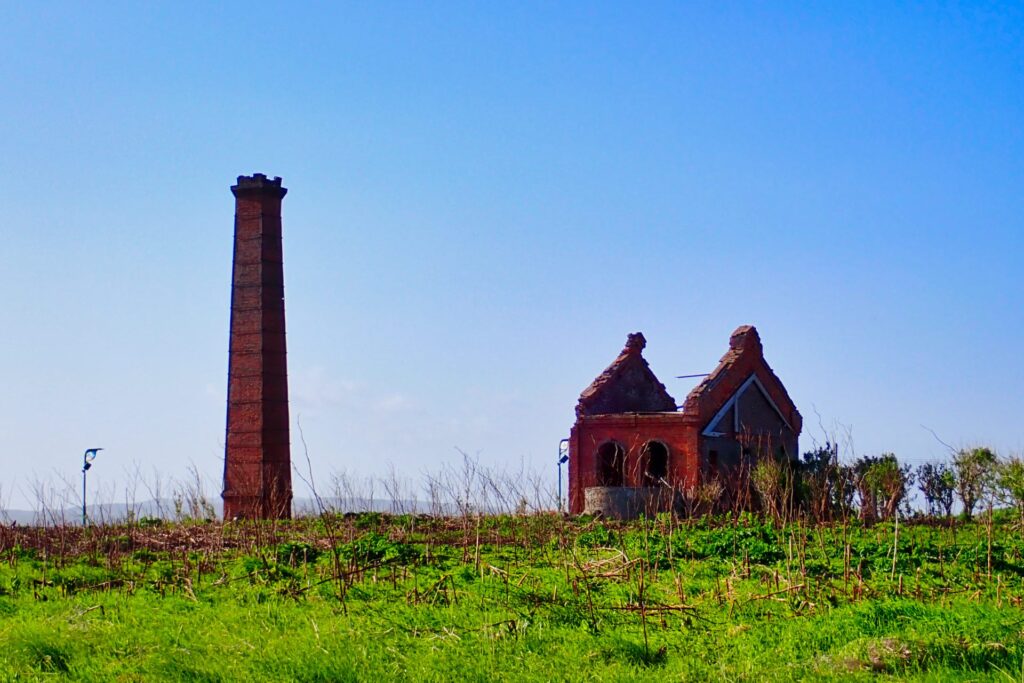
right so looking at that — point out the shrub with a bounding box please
[337,532,417,565]
[277,542,322,566]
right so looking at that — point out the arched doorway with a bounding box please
[643,441,669,484]
[596,441,625,487]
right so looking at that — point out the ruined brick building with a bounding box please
[567,326,801,516]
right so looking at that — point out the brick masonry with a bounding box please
[568,326,801,516]
[222,174,292,519]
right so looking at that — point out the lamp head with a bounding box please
[83,448,103,470]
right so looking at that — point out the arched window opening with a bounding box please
[596,442,625,487]
[643,441,669,483]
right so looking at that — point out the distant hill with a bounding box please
[1,496,453,526]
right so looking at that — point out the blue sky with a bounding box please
[1,3,1022,508]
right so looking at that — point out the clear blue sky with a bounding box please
[1,3,1022,509]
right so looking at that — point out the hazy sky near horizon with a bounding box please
[1,3,1022,509]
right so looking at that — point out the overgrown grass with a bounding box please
[1,514,1022,680]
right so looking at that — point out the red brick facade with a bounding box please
[222,174,293,519]
[568,326,801,515]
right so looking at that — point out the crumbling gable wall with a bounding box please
[683,326,802,438]
[575,333,677,417]
[685,326,801,494]
[569,333,693,515]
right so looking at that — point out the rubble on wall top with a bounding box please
[232,173,287,197]
[685,325,763,406]
[624,332,647,353]
[729,325,762,353]
[236,173,283,185]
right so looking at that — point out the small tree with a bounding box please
[953,447,998,520]
[916,461,956,518]
[854,454,911,522]
[797,444,854,522]
[870,454,912,520]
[835,463,857,521]
[996,456,1024,524]
[853,456,879,523]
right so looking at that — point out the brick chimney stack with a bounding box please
[222,173,292,519]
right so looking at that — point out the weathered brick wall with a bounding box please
[568,413,700,514]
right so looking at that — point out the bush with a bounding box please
[277,542,322,566]
[337,532,418,565]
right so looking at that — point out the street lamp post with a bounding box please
[557,439,569,513]
[82,448,103,526]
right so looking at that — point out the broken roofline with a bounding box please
[575,331,677,417]
[574,325,802,433]
[682,325,802,433]
[576,373,795,431]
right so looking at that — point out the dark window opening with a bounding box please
[643,441,669,483]
[708,450,719,477]
[596,442,625,487]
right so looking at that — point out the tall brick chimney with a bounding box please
[222,173,292,519]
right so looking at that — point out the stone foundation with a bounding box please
[582,486,674,520]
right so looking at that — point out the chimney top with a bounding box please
[232,173,287,198]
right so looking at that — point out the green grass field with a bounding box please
[1,513,1023,681]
